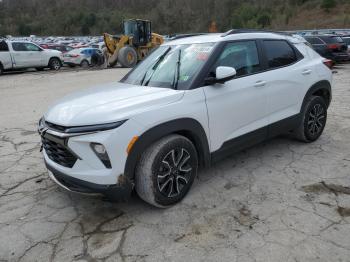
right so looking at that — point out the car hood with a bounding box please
[44,82,184,126]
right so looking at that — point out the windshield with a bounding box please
[120,43,215,89]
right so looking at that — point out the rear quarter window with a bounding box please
[263,40,299,69]
[0,41,9,52]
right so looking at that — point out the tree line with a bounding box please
[0,0,346,36]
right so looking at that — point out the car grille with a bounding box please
[45,121,67,132]
[42,135,77,168]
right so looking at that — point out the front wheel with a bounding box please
[294,96,327,142]
[49,58,61,71]
[135,135,198,208]
[80,60,89,68]
[118,46,137,68]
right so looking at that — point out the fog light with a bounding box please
[90,143,111,168]
[93,144,106,154]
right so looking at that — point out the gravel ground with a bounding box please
[0,65,350,262]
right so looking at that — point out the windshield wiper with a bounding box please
[172,49,182,90]
[141,46,171,86]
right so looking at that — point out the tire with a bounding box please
[135,135,198,208]
[117,46,138,68]
[80,60,89,68]
[49,58,61,71]
[294,96,327,142]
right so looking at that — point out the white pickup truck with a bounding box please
[0,39,64,75]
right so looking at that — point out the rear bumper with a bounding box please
[45,160,133,201]
[331,53,350,62]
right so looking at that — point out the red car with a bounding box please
[40,44,74,54]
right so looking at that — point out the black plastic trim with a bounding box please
[46,161,133,201]
[301,80,332,109]
[44,120,127,134]
[211,113,301,163]
[124,118,211,179]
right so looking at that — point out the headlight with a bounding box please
[37,117,46,134]
[90,143,111,168]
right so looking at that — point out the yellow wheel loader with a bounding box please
[103,19,164,68]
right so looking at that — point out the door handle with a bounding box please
[302,69,312,75]
[254,80,266,88]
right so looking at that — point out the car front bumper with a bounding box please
[39,118,143,200]
[45,160,133,200]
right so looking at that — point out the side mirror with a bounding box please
[205,66,237,85]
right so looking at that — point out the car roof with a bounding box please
[163,31,303,46]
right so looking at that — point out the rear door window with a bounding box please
[12,42,28,51]
[263,40,298,69]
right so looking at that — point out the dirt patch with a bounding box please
[21,130,37,136]
[337,207,350,217]
[301,182,350,195]
[235,206,259,228]
[224,182,236,190]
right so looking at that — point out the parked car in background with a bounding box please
[69,42,89,49]
[41,44,74,54]
[91,42,106,50]
[63,48,102,67]
[0,39,63,75]
[304,35,349,62]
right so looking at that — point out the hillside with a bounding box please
[0,0,349,36]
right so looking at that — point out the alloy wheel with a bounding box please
[307,103,325,136]
[157,148,192,198]
[52,60,60,70]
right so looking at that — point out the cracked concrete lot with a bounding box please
[0,65,350,262]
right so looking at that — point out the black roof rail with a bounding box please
[170,33,206,40]
[221,29,291,37]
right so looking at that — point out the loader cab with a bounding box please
[123,19,152,46]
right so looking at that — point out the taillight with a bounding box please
[323,59,334,69]
[327,44,338,50]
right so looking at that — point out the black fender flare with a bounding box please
[124,118,211,180]
[301,80,332,111]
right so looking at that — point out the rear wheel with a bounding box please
[294,96,327,142]
[135,135,198,208]
[49,58,61,71]
[118,46,137,68]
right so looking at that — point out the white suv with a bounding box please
[39,30,332,207]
